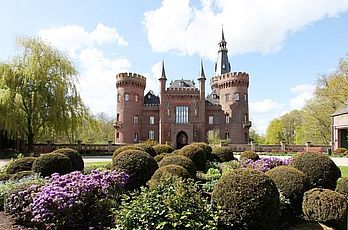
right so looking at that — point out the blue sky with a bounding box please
[1,0,348,134]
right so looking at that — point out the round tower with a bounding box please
[115,72,146,144]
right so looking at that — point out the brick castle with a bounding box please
[115,29,251,148]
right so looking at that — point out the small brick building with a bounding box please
[115,30,252,148]
[332,105,348,150]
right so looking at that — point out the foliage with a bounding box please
[134,143,157,157]
[240,150,260,161]
[207,129,221,145]
[290,152,341,190]
[113,174,218,230]
[32,152,72,177]
[336,177,348,196]
[265,166,309,215]
[211,146,234,162]
[335,148,347,154]
[192,142,213,160]
[249,128,266,144]
[153,144,174,155]
[0,37,88,150]
[52,148,84,171]
[112,145,144,161]
[303,188,348,229]
[212,168,280,229]
[154,153,170,162]
[179,144,207,171]
[5,157,36,174]
[9,170,34,181]
[219,160,241,174]
[265,118,284,144]
[149,165,192,187]
[159,155,197,178]
[112,149,158,189]
[240,157,291,172]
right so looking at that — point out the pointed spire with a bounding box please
[221,25,225,41]
[198,60,206,80]
[159,60,167,80]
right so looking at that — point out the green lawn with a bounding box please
[339,166,348,177]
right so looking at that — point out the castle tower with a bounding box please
[197,61,206,141]
[211,28,251,144]
[115,72,146,143]
[159,61,167,144]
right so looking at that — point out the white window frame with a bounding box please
[133,132,138,142]
[135,94,139,102]
[234,93,240,101]
[225,114,230,124]
[209,115,214,125]
[149,116,155,124]
[133,115,139,124]
[125,93,129,102]
[148,130,155,140]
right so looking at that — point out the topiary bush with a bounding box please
[149,164,192,187]
[9,171,34,181]
[112,145,144,161]
[303,188,348,229]
[178,144,207,171]
[5,157,37,174]
[265,165,309,215]
[112,149,158,189]
[290,152,341,190]
[211,146,235,162]
[52,148,84,171]
[32,153,72,177]
[212,168,280,229]
[240,150,260,161]
[154,153,170,162]
[335,148,347,154]
[134,143,157,157]
[336,177,348,196]
[153,144,174,155]
[159,155,197,177]
[192,142,213,161]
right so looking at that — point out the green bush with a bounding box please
[112,149,158,189]
[134,143,157,157]
[112,145,144,161]
[32,153,72,177]
[159,155,197,177]
[178,144,207,171]
[5,157,37,174]
[211,146,234,162]
[0,174,11,182]
[212,168,279,229]
[336,177,348,196]
[265,166,309,215]
[303,188,348,229]
[9,171,34,181]
[219,161,240,174]
[52,148,84,171]
[240,151,260,161]
[149,164,192,187]
[113,174,218,230]
[192,142,213,160]
[154,153,170,162]
[290,152,341,190]
[335,148,347,154]
[153,144,174,155]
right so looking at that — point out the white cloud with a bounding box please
[250,99,282,114]
[289,84,315,109]
[144,0,348,60]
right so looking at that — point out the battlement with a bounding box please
[116,72,146,88]
[210,71,249,89]
[210,71,249,83]
[166,87,199,92]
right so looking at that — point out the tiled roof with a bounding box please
[169,79,196,88]
[206,89,220,105]
[144,90,160,105]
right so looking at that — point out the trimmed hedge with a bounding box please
[212,168,279,229]
[336,177,348,196]
[9,171,34,181]
[303,188,348,229]
[149,164,192,187]
[265,165,309,215]
[192,142,212,161]
[5,157,37,174]
[52,148,84,171]
[112,149,158,189]
[134,143,157,157]
[159,155,197,177]
[153,144,174,155]
[32,153,72,177]
[211,146,235,162]
[178,144,207,171]
[154,153,170,162]
[240,151,260,161]
[290,152,341,190]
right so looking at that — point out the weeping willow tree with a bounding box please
[0,37,88,151]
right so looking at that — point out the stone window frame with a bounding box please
[133,132,138,143]
[208,115,214,125]
[234,93,240,101]
[176,106,189,124]
[148,130,155,140]
[124,93,130,102]
[133,115,139,124]
[225,113,230,124]
[135,94,139,102]
[149,116,155,124]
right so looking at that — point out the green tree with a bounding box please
[265,118,284,144]
[249,128,266,144]
[0,37,87,151]
[281,110,303,145]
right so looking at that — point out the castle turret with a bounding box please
[215,28,231,76]
[197,61,206,141]
[159,61,167,144]
[115,72,146,143]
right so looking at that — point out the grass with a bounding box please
[339,166,348,177]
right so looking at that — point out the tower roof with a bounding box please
[215,27,231,76]
[159,60,167,80]
[198,60,206,80]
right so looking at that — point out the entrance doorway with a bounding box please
[340,129,348,149]
[176,131,188,149]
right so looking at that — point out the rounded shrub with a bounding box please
[134,143,157,157]
[303,188,348,229]
[112,149,158,189]
[336,177,348,196]
[159,155,197,177]
[240,150,260,161]
[335,148,347,154]
[211,146,235,162]
[5,157,37,174]
[112,145,144,161]
[192,142,212,160]
[178,144,206,171]
[9,171,34,181]
[290,152,341,190]
[265,165,309,215]
[153,144,174,155]
[52,148,84,171]
[212,168,280,229]
[149,164,192,187]
[32,153,72,177]
[154,153,170,162]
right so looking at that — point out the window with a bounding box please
[133,115,139,124]
[149,116,155,124]
[148,130,155,140]
[244,113,248,122]
[194,108,198,116]
[234,93,240,101]
[225,114,230,124]
[135,94,139,102]
[225,131,230,140]
[117,94,120,102]
[125,93,129,102]
[176,106,189,124]
[225,93,230,102]
[116,113,120,121]
[133,132,138,142]
[167,108,170,116]
[116,132,120,139]
[209,115,214,125]
[244,93,247,101]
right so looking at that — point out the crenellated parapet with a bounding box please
[210,71,249,90]
[116,72,146,89]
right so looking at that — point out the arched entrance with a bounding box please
[176,131,188,149]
